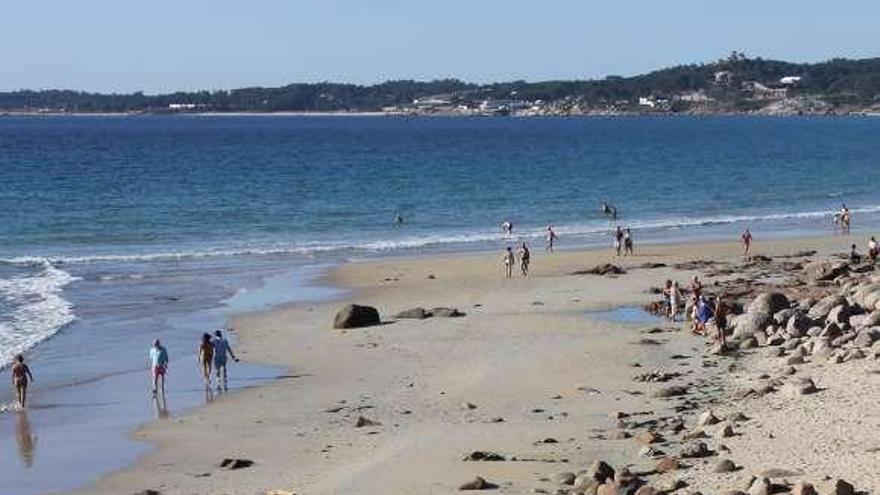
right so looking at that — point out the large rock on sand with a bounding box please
[732,312,772,340]
[802,260,848,283]
[333,304,381,329]
[394,307,430,319]
[808,295,847,320]
[747,293,790,317]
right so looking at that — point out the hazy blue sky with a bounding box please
[3,0,879,93]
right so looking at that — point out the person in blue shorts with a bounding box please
[212,329,239,388]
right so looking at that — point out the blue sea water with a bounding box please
[1,115,880,493]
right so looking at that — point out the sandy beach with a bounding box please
[66,235,879,495]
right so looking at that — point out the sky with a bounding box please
[2,0,879,93]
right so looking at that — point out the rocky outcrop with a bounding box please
[333,304,381,329]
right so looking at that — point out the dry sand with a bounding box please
[68,235,879,495]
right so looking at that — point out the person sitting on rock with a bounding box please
[849,244,861,264]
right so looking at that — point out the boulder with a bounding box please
[394,307,429,319]
[802,260,848,284]
[733,312,773,340]
[696,410,721,427]
[583,460,616,484]
[679,442,712,458]
[773,308,796,325]
[808,295,847,320]
[712,459,736,473]
[747,476,772,495]
[748,293,790,316]
[715,424,735,438]
[552,472,577,485]
[786,313,812,338]
[791,482,817,495]
[431,307,466,318]
[854,329,878,347]
[830,479,855,495]
[219,458,254,470]
[851,283,880,311]
[654,457,680,473]
[826,304,856,326]
[782,377,817,397]
[458,476,497,491]
[333,304,381,329]
[739,337,758,350]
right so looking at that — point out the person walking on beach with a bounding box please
[518,242,531,277]
[212,329,239,388]
[668,281,682,322]
[501,220,513,235]
[623,228,634,256]
[546,225,557,252]
[613,226,624,256]
[741,229,753,259]
[198,333,214,386]
[868,236,878,264]
[10,355,34,409]
[503,246,515,279]
[149,339,169,396]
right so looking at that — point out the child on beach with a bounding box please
[503,247,515,279]
[212,330,239,388]
[518,242,530,276]
[198,333,214,386]
[11,355,34,409]
[149,339,169,396]
[741,229,753,259]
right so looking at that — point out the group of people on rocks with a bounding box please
[662,276,728,345]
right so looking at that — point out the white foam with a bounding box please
[1,204,879,266]
[0,263,78,368]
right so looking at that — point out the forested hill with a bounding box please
[2,54,880,114]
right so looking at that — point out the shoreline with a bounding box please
[60,232,877,494]
[2,111,878,118]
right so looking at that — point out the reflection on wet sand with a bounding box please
[152,395,169,420]
[15,411,36,468]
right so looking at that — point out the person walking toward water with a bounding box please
[546,225,557,252]
[714,294,728,348]
[613,226,624,256]
[502,247,515,279]
[623,228,634,256]
[198,333,214,386]
[212,329,239,388]
[149,339,169,396]
[518,242,530,276]
[741,229,753,259]
[11,355,34,409]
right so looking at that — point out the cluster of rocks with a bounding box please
[332,303,466,328]
[722,260,880,367]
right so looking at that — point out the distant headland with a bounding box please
[3,53,880,117]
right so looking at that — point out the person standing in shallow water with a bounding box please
[198,333,214,386]
[613,226,624,256]
[212,329,239,389]
[546,225,557,252]
[11,355,34,409]
[623,228,634,256]
[149,339,169,396]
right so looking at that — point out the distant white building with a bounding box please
[714,71,732,85]
[638,97,656,108]
[168,103,197,110]
[676,91,712,103]
[779,76,802,85]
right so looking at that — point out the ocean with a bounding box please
[1,115,880,493]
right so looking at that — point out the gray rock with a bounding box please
[431,307,466,318]
[783,377,817,397]
[333,304,381,329]
[802,260,848,284]
[826,304,856,326]
[773,308,796,325]
[696,410,721,427]
[808,295,847,320]
[786,355,805,365]
[854,329,878,347]
[786,313,812,338]
[653,386,688,398]
[791,482,817,495]
[679,442,713,458]
[712,459,736,473]
[830,479,855,495]
[747,476,771,495]
[748,292,790,316]
[552,472,577,485]
[733,312,773,340]
[459,476,497,490]
[394,307,429,319]
[739,337,758,350]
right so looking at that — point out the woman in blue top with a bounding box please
[212,330,239,388]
